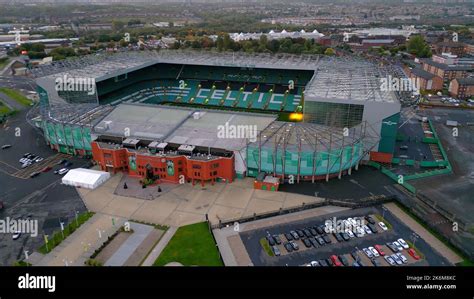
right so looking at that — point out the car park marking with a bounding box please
[12,153,70,179]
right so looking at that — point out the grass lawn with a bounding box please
[0,87,33,107]
[0,57,10,70]
[260,238,274,257]
[0,101,11,116]
[38,211,95,254]
[153,222,223,266]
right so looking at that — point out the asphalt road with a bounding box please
[240,206,451,266]
[0,109,88,266]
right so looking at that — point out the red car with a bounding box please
[408,248,421,260]
[374,245,385,256]
[330,255,342,267]
[42,166,52,172]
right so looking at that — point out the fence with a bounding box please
[210,194,395,229]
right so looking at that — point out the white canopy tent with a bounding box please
[61,168,111,189]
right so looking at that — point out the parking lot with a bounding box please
[239,205,452,266]
[0,110,89,266]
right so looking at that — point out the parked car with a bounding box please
[1,144,12,149]
[290,230,299,240]
[321,234,331,244]
[310,261,320,267]
[338,255,350,267]
[333,232,343,242]
[21,163,30,169]
[309,228,318,236]
[346,230,355,238]
[330,255,342,267]
[341,232,350,241]
[42,166,52,173]
[378,222,388,231]
[309,237,318,248]
[290,241,299,251]
[302,238,312,248]
[316,236,325,246]
[362,225,372,235]
[396,253,408,264]
[284,233,293,242]
[386,242,398,253]
[272,235,282,245]
[56,168,69,175]
[374,245,385,256]
[393,241,403,252]
[319,259,329,267]
[34,157,44,163]
[408,248,421,260]
[315,226,325,235]
[296,229,305,238]
[367,223,378,234]
[30,172,40,178]
[303,229,312,238]
[369,247,379,257]
[284,242,293,253]
[397,238,409,249]
[371,258,381,267]
[363,248,373,258]
[355,227,365,238]
[272,245,281,256]
[384,255,396,266]
[391,254,403,265]
[64,161,73,167]
[266,235,276,246]
[365,215,376,225]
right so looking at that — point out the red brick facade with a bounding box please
[91,142,235,186]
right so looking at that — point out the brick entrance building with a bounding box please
[92,140,235,187]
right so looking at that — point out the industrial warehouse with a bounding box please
[32,50,402,186]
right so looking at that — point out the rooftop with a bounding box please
[410,67,435,80]
[34,50,402,104]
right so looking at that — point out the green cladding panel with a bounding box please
[378,113,400,153]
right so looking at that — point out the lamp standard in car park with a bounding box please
[381,206,388,221]
[411,232,420,247]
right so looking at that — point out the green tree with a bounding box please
[324,48,335,56]
[407,35,431,58]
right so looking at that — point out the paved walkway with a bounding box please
[141,226,178,266]
[383,202,463,264]
[105,222,154,266]
[34,213,126,266]
[0,92,23,111]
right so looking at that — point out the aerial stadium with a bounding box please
[32,50,402,186]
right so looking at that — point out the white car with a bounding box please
[34,157,44,163]
[310,261,319,267]
[58,168,69,175]
[393,241,403,251]
[363,248,373,258]
[391,254,403,265]
[12,231,21,240]
[369,246,379,257]
[396,253,408,264]
[21,163,30,169]
[378,222,388,231]
[397,238,409,249]
[346,230,355,238]
[355,227,365,238]
[362,225,372,234]
[384,255,396,266]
